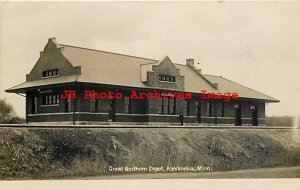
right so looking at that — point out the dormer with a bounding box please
[140,56,185,90]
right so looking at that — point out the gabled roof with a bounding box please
[59,44,217,92]
[60,44,158,88]
[6,38,279,103]
[203,74,279,102]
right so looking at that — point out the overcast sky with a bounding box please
[0,1,299,117]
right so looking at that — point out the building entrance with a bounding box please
[108,99,116,122]
[251,105,258,126]
[234,104,242,126]
[196,100,202,123]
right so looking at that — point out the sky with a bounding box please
[0,1,299,117]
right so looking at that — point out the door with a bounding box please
[196,100,202,123]
[251,105,258,126]
[108,99,116,122]
[234,104,241,126]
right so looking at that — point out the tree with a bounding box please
[0,98,24,124]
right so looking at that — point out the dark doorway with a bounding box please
[196,100,202,123]
[251,105,258,126]
[234,104,241,126]
[108,99,116,122]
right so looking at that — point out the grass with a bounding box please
[266,116,294,126]
[0,127,300,179]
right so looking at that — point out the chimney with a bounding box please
[186,58,194,67]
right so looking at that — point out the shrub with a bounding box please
[0,98,15,124]
[9,117,26,124]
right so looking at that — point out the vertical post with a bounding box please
[214,102,218,126]
[72,99,75,125]
[72,88,77,125]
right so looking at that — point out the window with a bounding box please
[163,98,168,114]
[185,99,190,116]
[56,95,59,104]
[65,98,72,112]
[89,97,98,113]
[168,98,176,115]
[125,96,131,114]
[159,75,176,82]
[160,98,167,114]
[196,100,202,122]
[159,97,176,115]
[42,94,60,105]
[48,95,52,105]
[220,102,225,117]
[216,102,225,117]
[42,69,59,78]
[32,97,38,114]
[207,102,212,117]
[159,98,164,114]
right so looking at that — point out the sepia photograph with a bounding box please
[0,1,299,189]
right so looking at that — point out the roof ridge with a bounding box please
[140,61,159,66]
[203,74,221,77]
[60,43,158,62]
[206,74,279,101]
[173,63,185,66]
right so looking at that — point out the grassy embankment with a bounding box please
[0,127,300,179]
[266,116,295,127]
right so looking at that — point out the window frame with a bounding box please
[207,102,212,117]
[124,96,131,114]
[185,99,190,116]
[89,97,98,113]
[65,98,72,112]
[42,69,59,78]
[158,74,176,83]
[42,94,60,106]
[220,102,225,117]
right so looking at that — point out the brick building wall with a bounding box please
[26,84,266,126]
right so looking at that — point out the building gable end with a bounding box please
[26,38,79,82]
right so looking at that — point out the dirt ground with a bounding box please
[81,166,300,179]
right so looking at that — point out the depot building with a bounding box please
[6,38,279,126]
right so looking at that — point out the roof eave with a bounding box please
[266,99,280,103]
[237,96,280,103]
[5,87,28,94]
[5,81,78,94]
